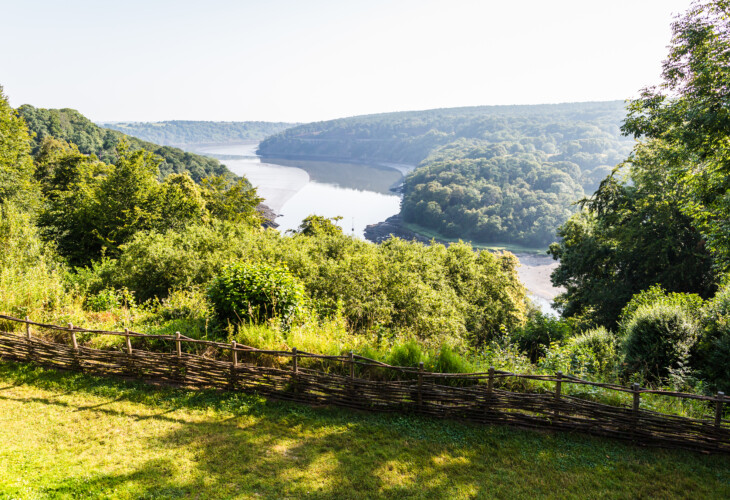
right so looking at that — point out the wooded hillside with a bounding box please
[259,101,634,246]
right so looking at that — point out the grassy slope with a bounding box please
[0,361,728,499]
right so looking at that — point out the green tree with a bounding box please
[0,87,36,209]
[200,175,262,225]
[622,0,730,271]
[549,144,716,327]
[294,215,344,236]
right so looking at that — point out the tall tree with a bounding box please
[0,87,36,209]
[622,0,730,271]
[548,143,716,327]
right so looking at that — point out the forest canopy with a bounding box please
[18,106,232,182]
[102,120,295,147]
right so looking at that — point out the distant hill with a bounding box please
[18,106,231,182]
[101,120,296,147]
[259,101,633,246]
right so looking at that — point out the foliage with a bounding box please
[93,223,526,346]
[34,139,261,266]
[621,302,701,383]
[208,262,305,327]
[565,327,618,379]
[619,285,705,327]
[622,0,730,272]
[17,105,231,181]
[548,145,716,328]
[200,175,262,224]
[696,282,730,392]
[102,120,294,145]
[386,340,424,368]
[511,309,571,362]
[0,202,83,324]
[260,101,634,246]
[293,214,343,236]
[0,87,37,209]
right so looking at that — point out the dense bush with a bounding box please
[621,303,700,383]
[565,327,618,378]
[97,222,527,347]
[511,310,571,362]
[208,262,305,327]
[697,284,730,392]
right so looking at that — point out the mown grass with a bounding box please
[0,361,728,499]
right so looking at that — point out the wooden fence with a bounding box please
[0,314,727,454]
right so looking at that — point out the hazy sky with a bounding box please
[1,0,693,123]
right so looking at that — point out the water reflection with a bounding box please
[190,143,403,238]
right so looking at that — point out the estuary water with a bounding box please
[193,142,403,237]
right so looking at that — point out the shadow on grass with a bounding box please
[1,360,729,499]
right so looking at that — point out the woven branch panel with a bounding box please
[0,324,727,454]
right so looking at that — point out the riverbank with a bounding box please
[365,215,562,313]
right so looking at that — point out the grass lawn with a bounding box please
[0,361,728,499]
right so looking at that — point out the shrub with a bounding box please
[697,283,730,392]
[387,340,424,368]
[208,262,305,327]
[86,288,123,312]
[619,285,704,327]
[428,345,473,374]
[621,303,700,383]
[565,326,618,378]
[511,310,570,362]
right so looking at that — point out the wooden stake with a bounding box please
[125,328,132,354]
[349,351,354,379]
[292,347,298,374]
[715,392,724,429]
[485,366,495,417]
[554,371,562,418]
[632,383,641,437]
[232,341,238,367]
[175,331,181,357]
[25,316,31,339]
[69,323,78,350]
[417,362,424,409]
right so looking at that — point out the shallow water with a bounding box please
[191,143,402,238]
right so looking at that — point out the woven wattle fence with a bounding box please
[0,314,727,454]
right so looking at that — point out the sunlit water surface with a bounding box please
[193,143,402,238]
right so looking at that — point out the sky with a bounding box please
[0,0,694,123]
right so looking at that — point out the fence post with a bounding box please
[715,392,725,429]
[292,347,298,374]
[484,366,495,420]
[554,371,563,418]
[417,362,424,409]
[69,323,78,350]
[125,328,132,354]
[349,351,355,379]
[175,331,181,357]
[632,383,641,438]
[25,316,31,340]
[230,341,238,390]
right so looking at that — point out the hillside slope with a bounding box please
[102,120,296,147]
[259,102,633,246]
[18,106,231,181]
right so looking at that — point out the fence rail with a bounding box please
[0,314,727,454]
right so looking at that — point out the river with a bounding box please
[193,142,403,237]
[190,142,561,314]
